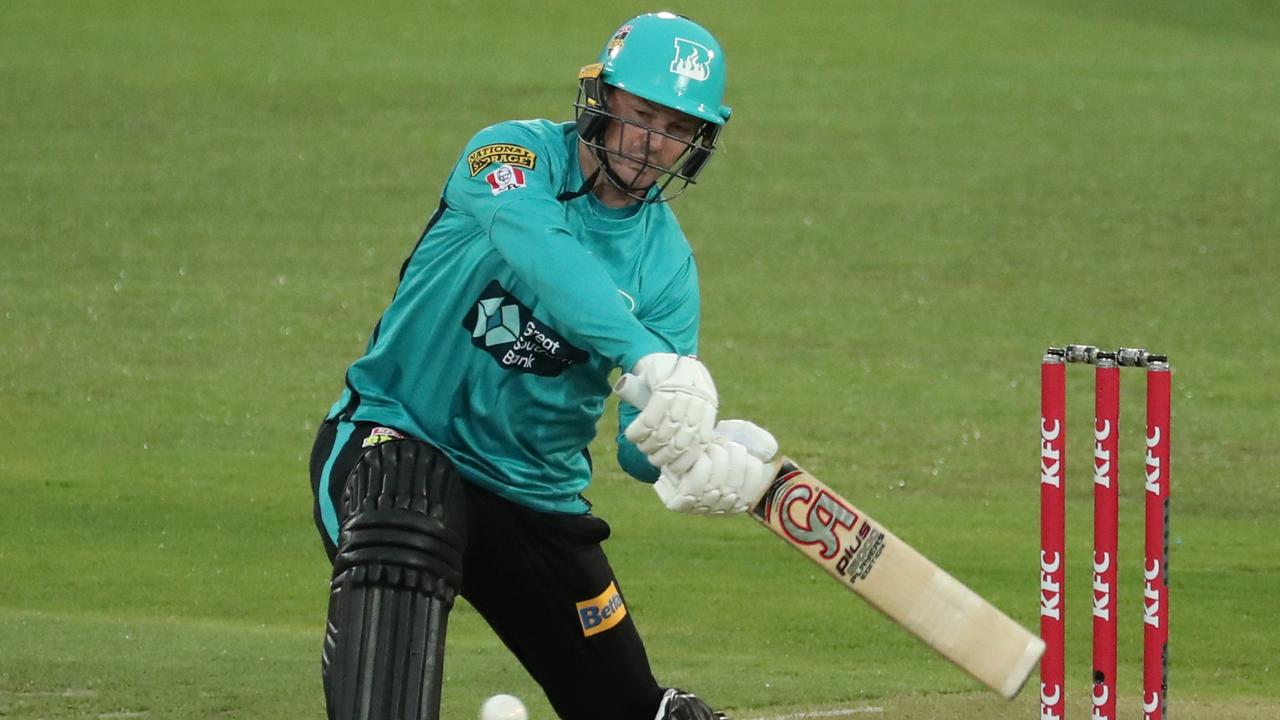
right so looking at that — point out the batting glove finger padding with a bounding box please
[661,439,707,477]
[624,353,718,466]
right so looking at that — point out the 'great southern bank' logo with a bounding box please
[463,280,588,377]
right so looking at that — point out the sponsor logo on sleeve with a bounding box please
[467,143,538,176]
[576,581,628,637]
[462,280,589,376]
[484,165,527,196]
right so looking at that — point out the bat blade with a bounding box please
[752,458,1044,699]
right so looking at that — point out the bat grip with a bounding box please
[613,373,652,407]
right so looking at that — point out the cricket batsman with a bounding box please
[308,12,777,719]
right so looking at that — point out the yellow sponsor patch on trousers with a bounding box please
[576,581,627,637]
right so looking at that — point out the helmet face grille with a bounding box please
[571,12,730,203]
[573,81,719,204]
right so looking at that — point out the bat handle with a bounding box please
[613,373,652,407]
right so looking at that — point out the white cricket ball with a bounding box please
[479,693,528,720]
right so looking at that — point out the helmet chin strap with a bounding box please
[592,144,656,201]
[559,143,655,204]
[556,167,602,202]
[555,148,650,203]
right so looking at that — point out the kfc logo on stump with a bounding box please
[485,164,527,195]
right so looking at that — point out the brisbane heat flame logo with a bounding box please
[670,38,713,81]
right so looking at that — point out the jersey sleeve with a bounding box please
[615,253,702,483]
[443,123,666,370]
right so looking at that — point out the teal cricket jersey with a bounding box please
[327,119,700,513]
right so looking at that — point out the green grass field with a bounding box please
[3,1,1278,718]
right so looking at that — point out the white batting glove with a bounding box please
[711,418,778,461]
[623,353,718,473]
[654,419,778,515]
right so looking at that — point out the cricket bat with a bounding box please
[615,376,1044,699]
[749,457,1043,699]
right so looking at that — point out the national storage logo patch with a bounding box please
[576,581,627,637]
[467,143,537,176]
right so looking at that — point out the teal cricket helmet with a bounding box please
[573,12,732,202]
[596,11,731,126]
